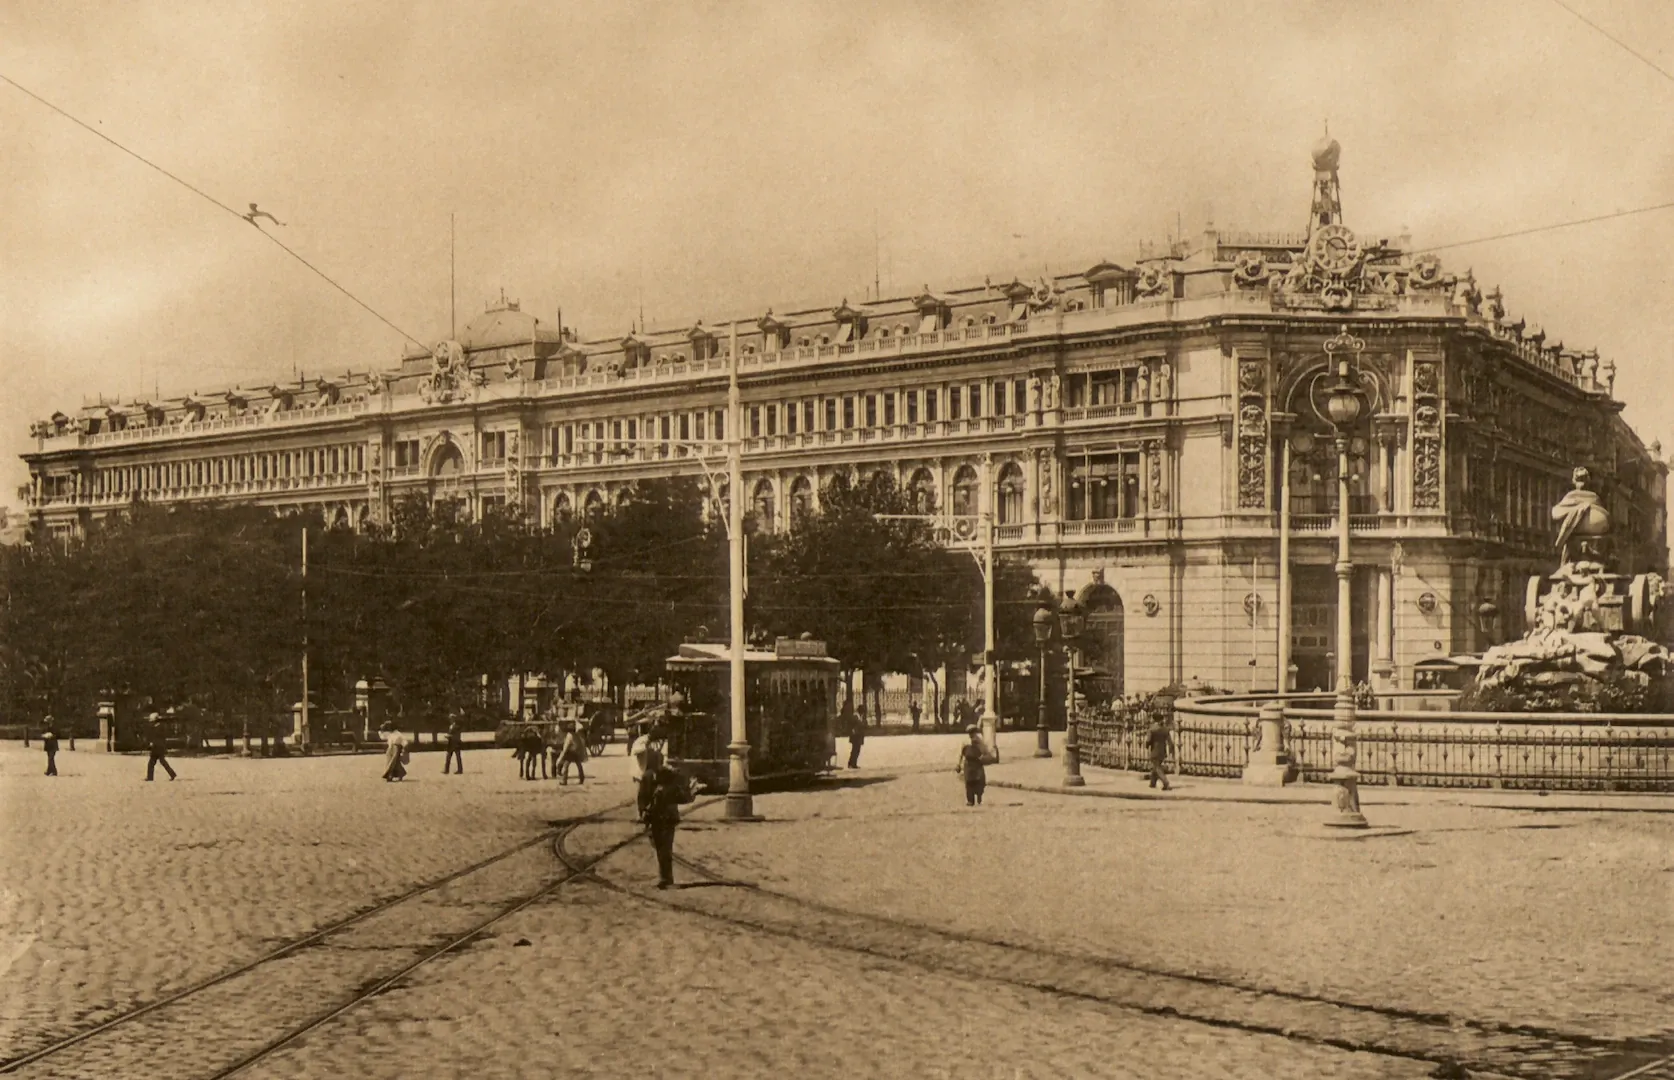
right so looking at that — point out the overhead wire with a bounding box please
[1547,0,1674,88]
[0,71,428,349]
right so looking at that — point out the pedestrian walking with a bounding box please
[845,707,866,769]
[558,723,589,785]
[956,724,986,806]
[523,726,547,780]
[41,719,59,777]
[144,714,177,781]
[909,699,921,733]
[1147,712,1174,791]
[637,763,688,889]
[443,716,465,774]
[382,725,409,782]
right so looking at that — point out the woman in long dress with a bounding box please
[382,726,409,782]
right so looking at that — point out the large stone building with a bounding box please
[21,140,1668,694]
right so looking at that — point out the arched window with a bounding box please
[996,462,1025,525]
[908,468,936,514]
[583,489,605,519]
[951,465,978,518]
[789,475,813,521]
[429,442,463,477]
[752,479,776,533]
[552,491,572,523]
[1081,584,1125,697]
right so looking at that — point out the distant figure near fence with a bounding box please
[41,719,58,777]
[381,723,408,782]
[144,715,177,782]
[1147,713,1174,791]
[443,717,464,775]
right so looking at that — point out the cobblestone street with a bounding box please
[1,734,1670,1079]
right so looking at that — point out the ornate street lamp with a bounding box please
[1323,326,1368,827]
[1032,605,1055,758]
[1057,595,1086,787]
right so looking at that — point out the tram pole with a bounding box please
[725,321,755,821]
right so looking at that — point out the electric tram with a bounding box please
[660,636,841,792]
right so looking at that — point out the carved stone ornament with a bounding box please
[1154,361,1171,402]
[420,341,469,405]
[1412,436,1441,509]
[1142,594,1161,617]
[1135,265,1170,299]
[1236,357,1268,509]
[1232,250,1267,287]
[1148,443,1168,512]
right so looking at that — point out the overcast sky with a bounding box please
[4,1,1673,504]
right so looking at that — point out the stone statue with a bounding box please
[1045,374,1060,411]
[1137,366,1150,401]
[1029,375,1043,414]
[1552,466,1609,565]
[1154,362,1171,402]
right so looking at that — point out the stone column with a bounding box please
[1373,567,1394,690]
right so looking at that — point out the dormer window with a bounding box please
[688,322,717,361]
[622,334,651,369]
[266,389,293,415]
[831,300,866,345]
[999,279,1034,323]
[1085,261,1135,309]
[913,288,949,334]
[758,311,790,352]
[182,399,206,423]
[798,337,812,348]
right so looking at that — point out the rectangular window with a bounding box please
[680,413,691,441]
[713,410,725,439]
[969,384,982,419]
[993,382,1007,416]
[766,404,778,437]
[628,418,639,442]
[824,398,837,431]
[1014,378,1027,414]
[803,401,815,433]
[1068,373,1090,408]
[750,406,761,438]
[906,390,919,425]
[563,425,575,455]
[612,420,623,450]
[1122,368,1140,404]
[884,392,896,426]
[948,387,962,421]
[925,388,938,423]
[695,412,706,440]
[660,416,671,441]
[864,395,877,427]
[786,402,799,435]
[842,397,855,429]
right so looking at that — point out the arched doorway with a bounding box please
[552,491,572,525]
[1078,581,1125,698]
[789,475,813,522]
[996,462,1025,525]
[907,467,936,513]
[583,489,604,520]
[752,479,776,533]
[950,465,978,517]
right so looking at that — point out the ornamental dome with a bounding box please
[457,298,562,352]
[1312,136,1341,172]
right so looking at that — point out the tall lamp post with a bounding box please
[1032,605,1054,757]
[1058,595,1086,787]
[1323,326,1368,828]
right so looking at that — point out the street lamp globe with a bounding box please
[1057,596,1086,641]
[1325,372,1363,432]
[1031,606,1055,645]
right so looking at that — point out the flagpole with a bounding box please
[725,320,755,820]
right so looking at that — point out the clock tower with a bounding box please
[1308,132,1343,237]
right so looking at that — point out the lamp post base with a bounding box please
[723,742,760,822]
[1326,695,1368,827]
[979,709,999,766]
[1034,725,1052,758]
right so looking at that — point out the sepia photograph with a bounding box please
[2,2,1673,1077]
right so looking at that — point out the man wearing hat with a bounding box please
[41,717,59,777]
[637,763,686,889]
[145,713,177,781]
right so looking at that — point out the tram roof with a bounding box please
[665,641,841,669]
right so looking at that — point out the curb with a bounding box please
[985,776,1674,813]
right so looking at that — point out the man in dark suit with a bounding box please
[846,707,866,769]
[41,718,59,776]
[637,764,685,889]
[443,716,465,774]
[145,714,177,781]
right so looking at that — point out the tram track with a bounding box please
[0,798,650,1079]
[569,826,1669,1080]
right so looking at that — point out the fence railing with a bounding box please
[1077,692,1674,792]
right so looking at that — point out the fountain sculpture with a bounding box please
[1473,467,1668,708]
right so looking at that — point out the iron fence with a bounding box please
[1077,693,1674,791]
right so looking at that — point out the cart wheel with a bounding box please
[588,735,607,757]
